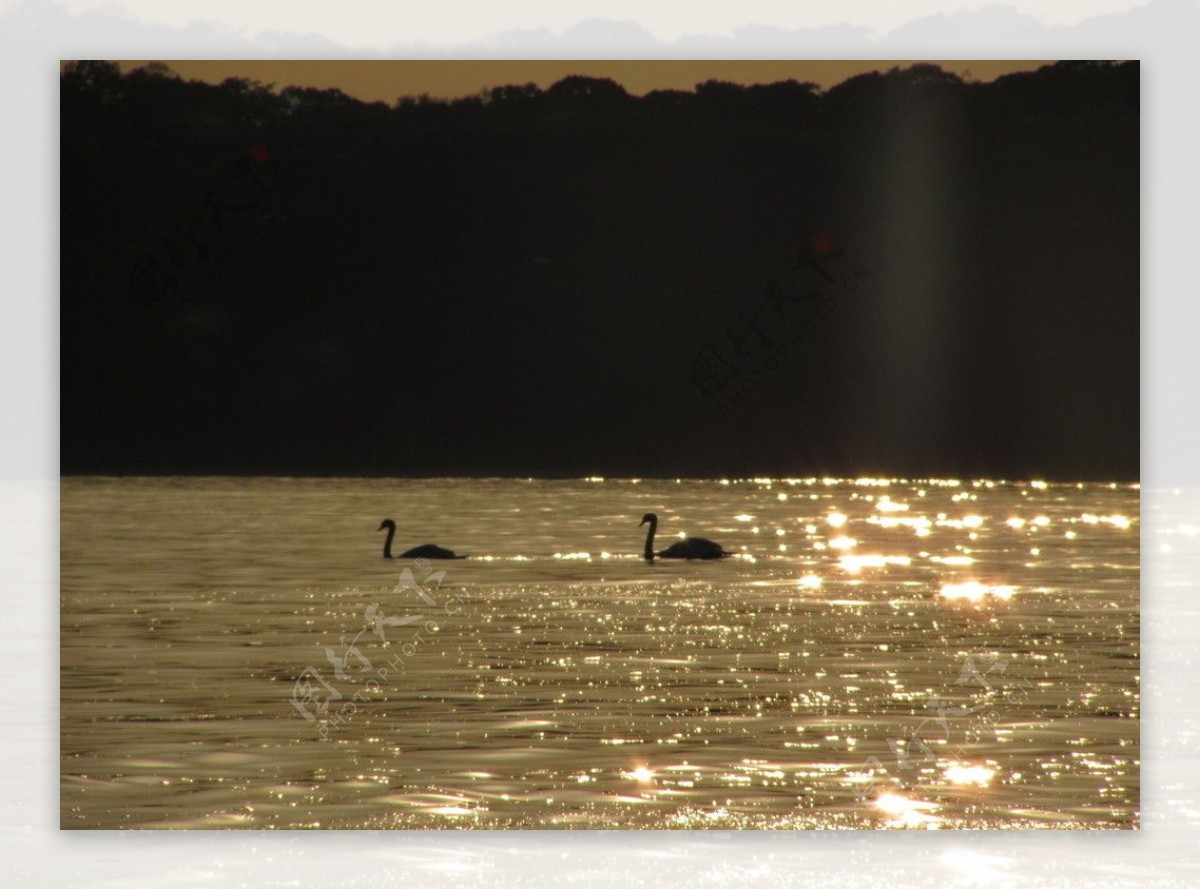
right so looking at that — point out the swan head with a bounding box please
[639,513,658,526]
[378,518,396,531]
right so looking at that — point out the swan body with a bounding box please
[378,519,467,560]
[640,512,729,561]
[398,543,465,560]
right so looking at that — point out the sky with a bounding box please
[112,60,1054,102]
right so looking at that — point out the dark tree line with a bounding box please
[60,61,1138,478]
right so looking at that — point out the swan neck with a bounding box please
[643,518,657,560]
[383,524,395,558]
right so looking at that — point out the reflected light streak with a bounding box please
[873,792,942,828]
[943,763,996,786]
[839,554,911,573]
[940,581,1015,602]
[623,766,655,784]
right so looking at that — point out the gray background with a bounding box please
[4,0,1192,884]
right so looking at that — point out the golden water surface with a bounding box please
[60,477,1139,829]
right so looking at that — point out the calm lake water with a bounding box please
[60,476,1139,830]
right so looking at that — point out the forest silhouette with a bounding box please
[60,60,1138,478]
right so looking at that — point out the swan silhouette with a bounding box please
[378,519,467,560]
[640,512,729,560]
